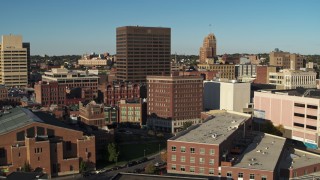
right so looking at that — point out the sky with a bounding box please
[1,0,319,55]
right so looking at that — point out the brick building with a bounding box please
[0,85,8,100]
[199,33,217,64]
[198,64,236,80]
[167,110,320,179]
[0,108,95,178]
[118,99,143,125]
[34,81,67,107]
[269,49,304,70]
[102,82,140,106]
[79,101,105,128]
[116,26,171,82]
[254,66,277,84]
[147,74,203,132]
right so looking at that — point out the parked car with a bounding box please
[111,165,121,170]
[133,168,144,173]
[137,157,148,163]
[127,161,138,167]
[154,161,164,167]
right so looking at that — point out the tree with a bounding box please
[79,161,87,173]
[107,143,120,163]
[261,121,283,136]
[21,161,31,172]
[181,121,193,130]
[145,163,156,174]
[160,150,167,163]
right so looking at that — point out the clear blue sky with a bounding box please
[1,0,319,55]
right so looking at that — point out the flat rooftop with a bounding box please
[170,110,250,145]
[279,148,320,170]
[232,133,286,171]
[111,173,208,180]
[258,88,320,99]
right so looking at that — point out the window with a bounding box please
[66,141,72,151]
[293,171,297,177]
[209,168,214,174]
[209,159,215,165]
[200,148,205,155]
[294,122,304,128]
[238,172,243,178]
[37,127,45,136]
[307,105,318,109]
[190,157,195,163]
[181,156,186,162]
[306,125,317,130]
[307,115,317,120]
[0,148,5,158]
[250,174,255,179]
[199,167,204,174]
[294,103,305,108]
[190,166,195,173]
[16,131,25,141]
[181,146,186,153]
[190,147,195,154]
[294,113,304,118]
[227,172,232,178]
[171,155,176,161]
[26,127,35,137]
[172,146,176,152]
[199,157,205,164]
[209,149,215,155]
[70,165,73,171]
[180,166,185,172]
[261,176,267,180]
[171,164,176,170]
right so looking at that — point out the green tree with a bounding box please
[160,150,167,163]
[21,161,31,172]
[107,143,120,163]
[261,121,283,136]
[79,161,87,173]
[145,163,156,174]
[181,121,193,130]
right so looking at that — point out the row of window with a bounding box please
[294,103,318,109]
[294,113,317,120]
[293,122,317,130]
[171,146,215,155]
[171,155,215,164]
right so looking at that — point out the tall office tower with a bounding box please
[116,26,171,82]
[199,33,217,64]
[0,34,28,87]
[23,42,30,82]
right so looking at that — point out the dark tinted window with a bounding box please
[37,127,45,136]
[16,131,25,141]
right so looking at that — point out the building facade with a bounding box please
[269,49,304,70]
[79,101,105,128]
[118,99,142,125]
[269,69,316,90]
[254,89,320,148]
[198,64,235,80]
[199,34,217,64]
[102,82,140,106]
[0,108,95,177]
[254,66,277,84]
[0,35,28,87]
[203,80,251,112]
[42,68,99,97]
[147,75,203,132]
[235,64,257,81]
[34,81,67,107]
[78,53,108,67]
[116,26,171,82]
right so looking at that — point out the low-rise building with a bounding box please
[0,108,95,178]
[79,101,105,128]
[269,69,316,90]
[102,82,140,106]
[34,81,67,107]
[118,99,143,126]
[198,64,235,80]
[0,85,8,100]
[203,80,251,112]
[78,53,109,67]
[254,89,320,148]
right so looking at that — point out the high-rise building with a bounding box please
[116,26,171,82]
[199,33,217,64]
[0,34,28,87]
[147,74,203,132]
[23,42,30,83]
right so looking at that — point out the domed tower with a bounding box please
[199,33,217,64]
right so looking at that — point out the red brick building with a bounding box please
[167,110,320,180]
[118,99,143,125]
[253,66,277,84]
[79,101,105,128]
[34,81,66,107]
[179,71,217,81]
[0,85,8,100]
[147,74,203,132]
[102,82,140,106]
[0,108,95,178]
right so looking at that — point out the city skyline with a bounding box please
[1,0,320,55]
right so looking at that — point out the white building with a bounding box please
[269,69,317,90]
[203,80,251,112]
